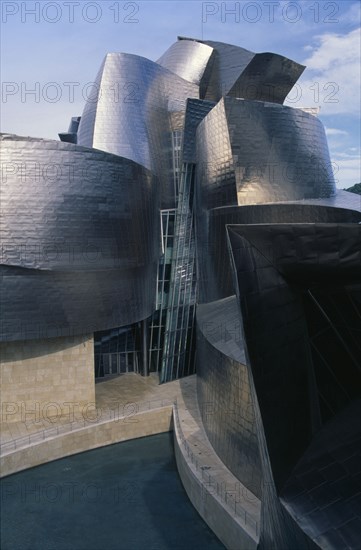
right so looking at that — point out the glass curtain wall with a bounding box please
[95,131,197,382]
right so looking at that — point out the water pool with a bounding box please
[1,432,225,550]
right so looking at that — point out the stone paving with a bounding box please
[0,373,165,444]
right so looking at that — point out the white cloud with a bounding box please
[304,29,360,71]
[325,127,348,136]
[285,28,361,115]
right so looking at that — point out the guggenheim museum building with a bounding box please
[1,37,360,549]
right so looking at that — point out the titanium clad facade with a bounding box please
[77,53,198,208]
[226,99,335,203]
[2,35,360,550]
[182,98,216,164]
[196,296,262,498]
[226,223,361,548]
[191,38,255,100]
[181,37,304,102]
[0,135,159,341]
[228,52,305,103]
[196,203,361,304]
[156,39,214,86]
[196,97,336,211]
[196,99,237,210]
[280,401,361,549]
[59,116,81,144]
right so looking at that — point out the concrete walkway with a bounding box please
[1,372,169,446]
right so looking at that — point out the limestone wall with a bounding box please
[0,335,95,424]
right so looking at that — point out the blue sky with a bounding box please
[1,0,360,187]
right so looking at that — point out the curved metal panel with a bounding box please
[196,296,262,498]
[196,203,361,304]
[196,97,336,211]
[77,53,198,207]
[227,222,361,548]
[196,99,237,210]
[0,134,160,341]
[184,38,304,103]
[227,222,361,479]
[281,400,361,549]
[182,98,216,163]
[195,39,255,101]
[229,52,305,103]
[156,39,214,85]
[225,98,336,202]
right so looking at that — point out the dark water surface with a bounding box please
[1,432,225,550]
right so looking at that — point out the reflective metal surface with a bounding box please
[174,37,304,102]
[191,38,256,100]
[1,134,159,341]
[157,39,214,86]
[226,223,361,548]
[197,203,361,304]
[77,53,198,208]
[182,98,215,164]
[59,116,81,144]
[196,296,262,498]
[2,35,360,549]
[196,97,336,211]
[228,52,305,103]
[280,400,361,549]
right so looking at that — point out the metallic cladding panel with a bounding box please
[235,225,361,284]
[196,97,336,211]
[196,99,237,210]
[228,52,305,104]
[192,39,255,100]
[225,98,336,202]
[275,189,361,212]
[182,98,216,164]
[196,296,262,498]
[1,264,158,343]
[0,134,160,342]
[76,57,104,148]
[227,223,361,488]
[58,133,77,144]
[77,53,199,208]
[184,38,304,104]
[68,116,81,134]
[226,223,361,547]
[156,39,214,85]
[196,203,361,304]
[280,400,361,549]
[59,116,81,142]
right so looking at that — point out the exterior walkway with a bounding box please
[1,373,168,446]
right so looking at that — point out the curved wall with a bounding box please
[156,39,214,85]
[196,98,336,212]
[0,134,160,342]
[228,52,305,104]
[196,297,262,498]
[226,99,336,203]
[193,39,255,100]
[196,99,236,210]
[77,53,198,207]
[197,203,361,304]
